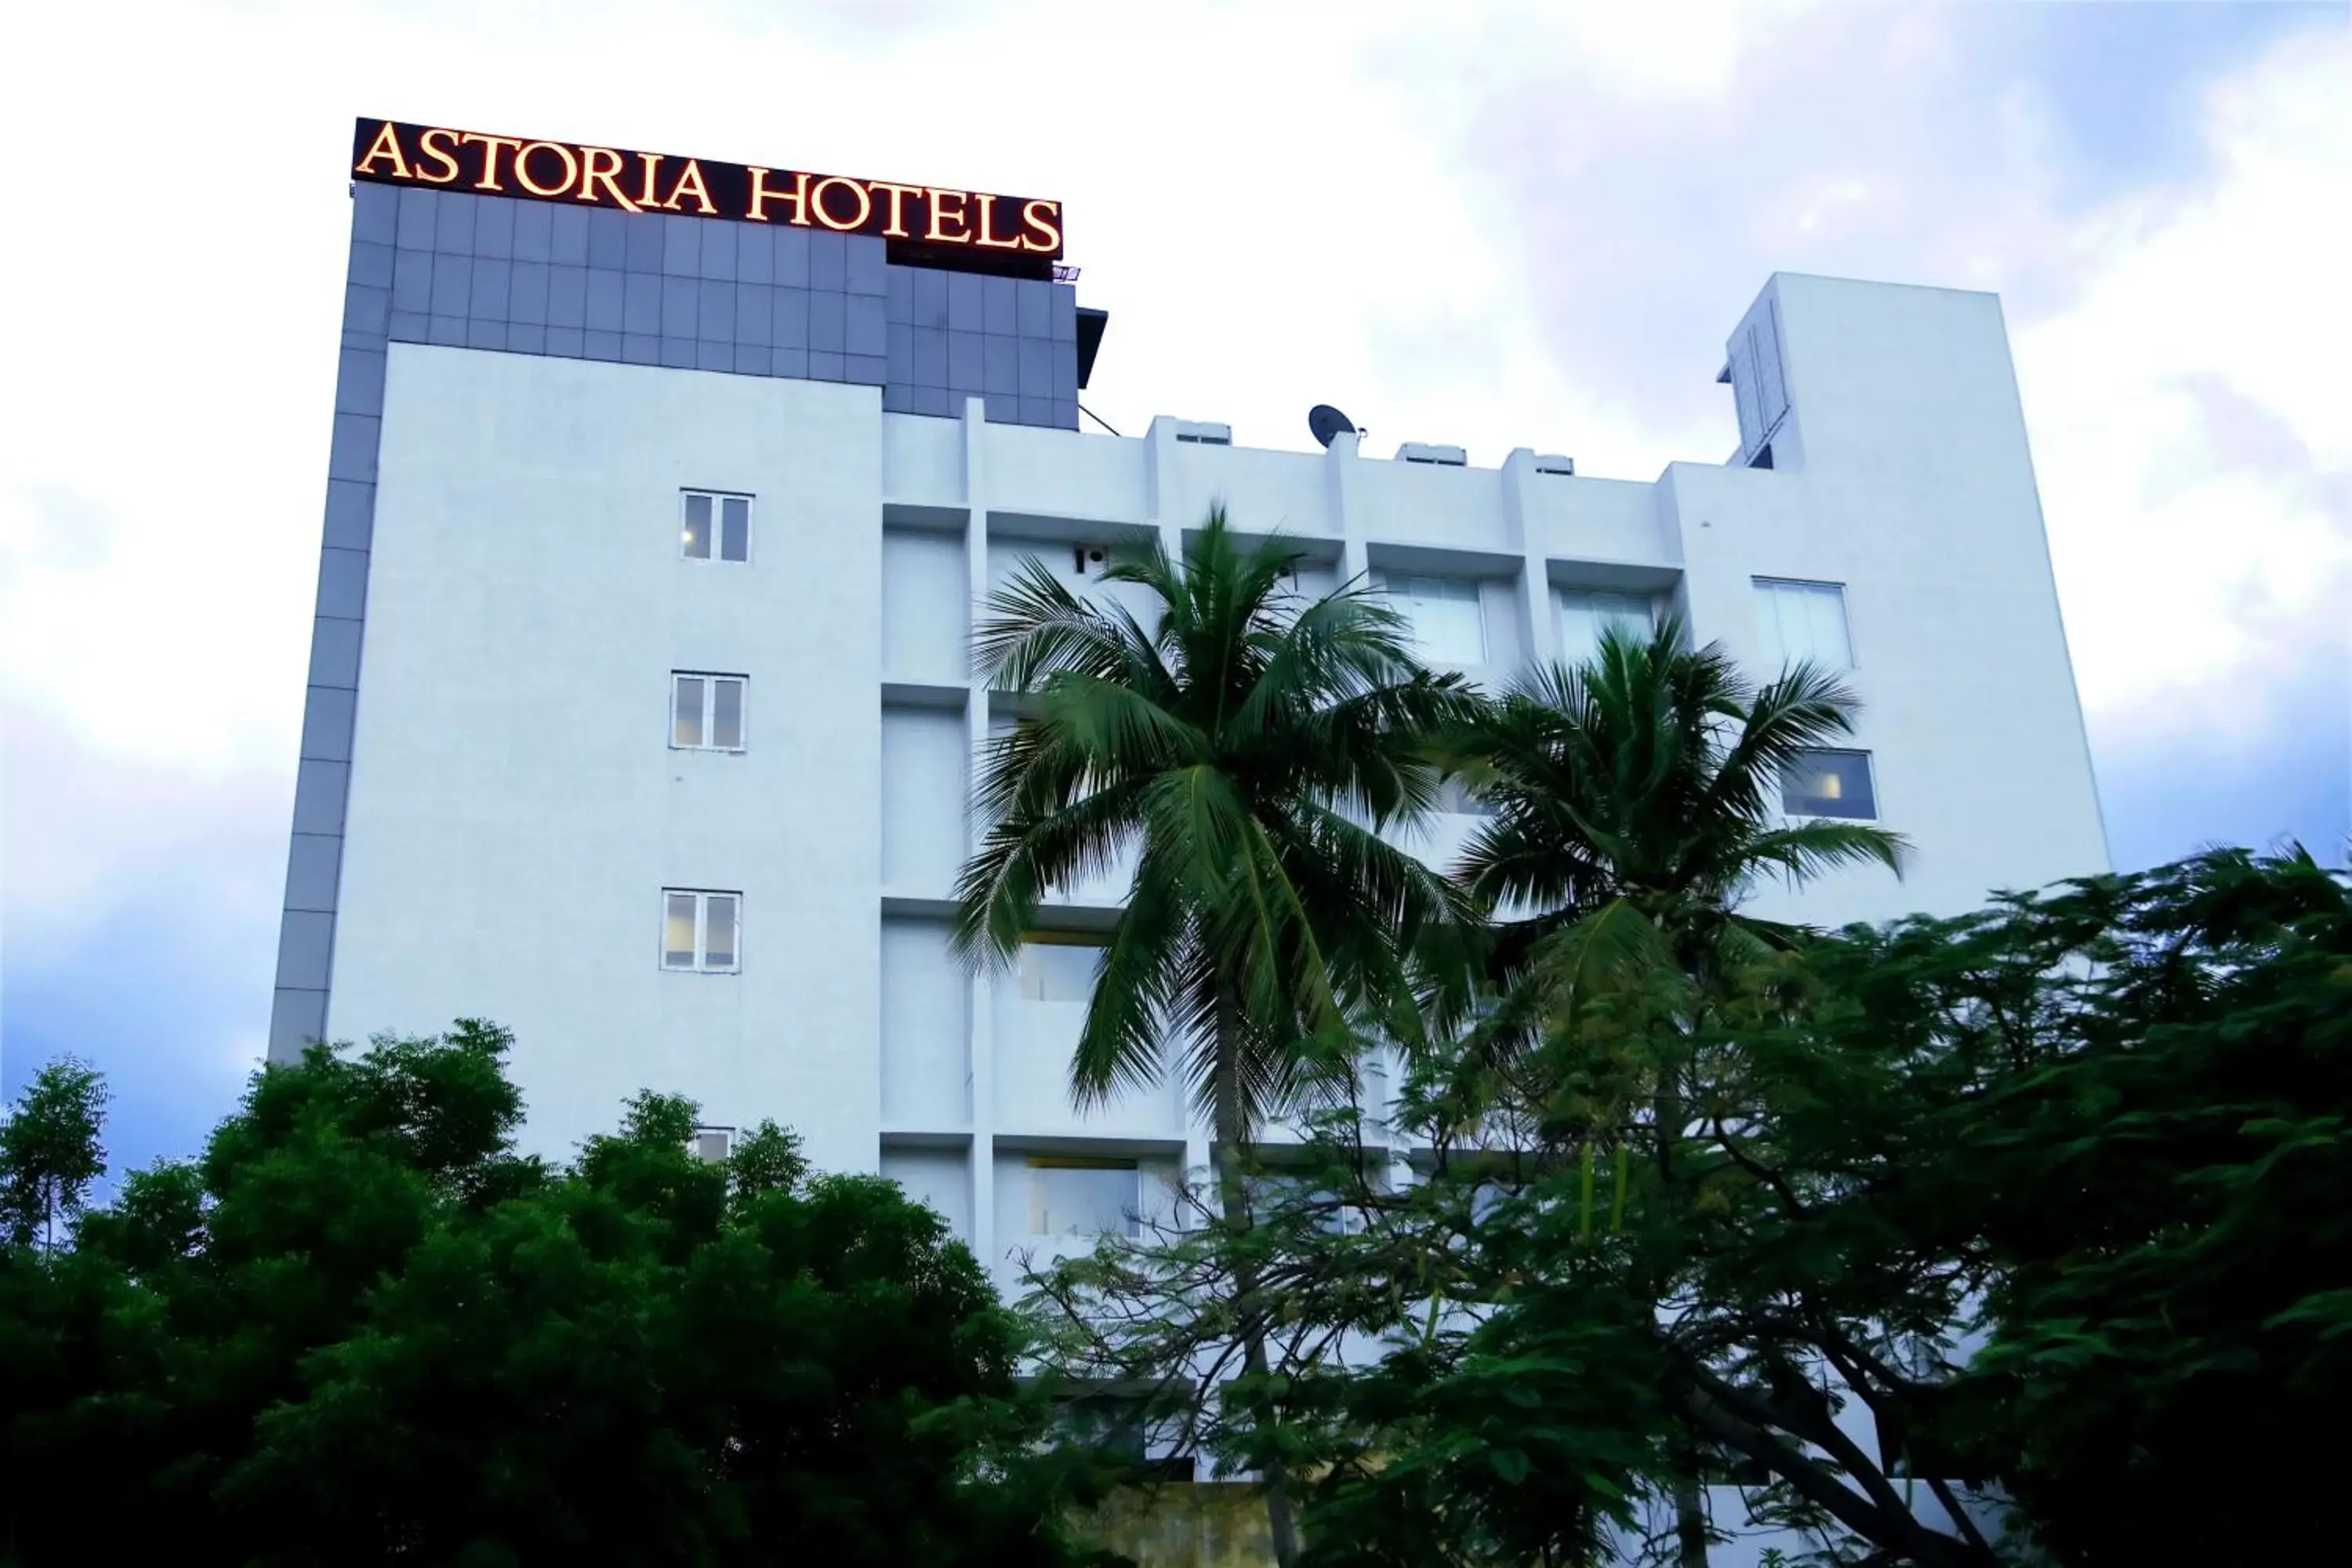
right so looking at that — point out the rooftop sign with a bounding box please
[351,118,1063,259]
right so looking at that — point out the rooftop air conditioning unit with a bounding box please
[1532,454,1576,476]
[1397,442,1467,466]
[1173,419,1232,445]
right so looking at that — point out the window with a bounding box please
[1388,574,1486,665]
[691,1127,734,1162]
[681,491,751,562]
[1018,938,1101,1003]
[1557,589,1654,667]
[1755,578,1853,670]
[671,673,747,750]
[1780,750,1878,820]
[1027,1156,1141,1237]
[662,889,742,971]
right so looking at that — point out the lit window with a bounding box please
[681,491,751,563]
[1027,1156,1141,1237]
[1754,578,1853,670]
[1557,589,1655,668]
[1018,938,1100,1003]
[671,673,747,750]
[1388,574,1486,665]
[1780,750,1878,820]
[662,889,742,972]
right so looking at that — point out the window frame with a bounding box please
[660,888,743,974]
[1384,572,1489,667]
[1752,576,1856,671]
[1025,1155,1143,1239]
[670,671,750,753]
[679,488,754,564]
[1016,932,1105,1004]
[1555,586,1659,667]
[1778,747,1881,822]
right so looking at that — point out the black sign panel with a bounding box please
[351,118,1063,260]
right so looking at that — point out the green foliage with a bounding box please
[0,1022,1119,1567]
[0,1056,109,1250]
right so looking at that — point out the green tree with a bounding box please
[954,510,1475,1566]
[0,1056,109,1251]
[1436,622,1907,1565]
[0,1023,1116,1566]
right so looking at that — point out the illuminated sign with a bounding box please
[350,119,1062,259]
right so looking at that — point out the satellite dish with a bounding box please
[1308,404,1358,449]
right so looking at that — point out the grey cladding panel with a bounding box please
[292,758,351,835]
[322,481,374,550]
[308,615,364,688]
[432,192,475,254]
[283,833,343,912]
[982,276,1017,335]
[737,222,774,283]
[275,910,336,989]
[342,284,389,336]
[846,293,886,356]
[513,200,554,262]
[699,220,737,281]
[396,186,435,249]
[269,988,329,1061]
[662,214,699,275]
[474,196,515,259]
[335,348,387,417]
[348,241,394,288]
[809,230,846,291]
[299,684,358,761]
[315,546,369,618]
[352,182,399,245]
[328,414,380,484]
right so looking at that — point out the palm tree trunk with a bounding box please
[1214,993,1302,1568]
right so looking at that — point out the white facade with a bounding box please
[321,272,2107,1288]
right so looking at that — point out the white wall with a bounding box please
[881,527,967,684]
[880,705,967,895]
[334,350,884,1174]
[881,1145,973,1244]
[880,917,969,1128]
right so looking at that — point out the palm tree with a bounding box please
[1439,615,1908,1568]
[952,510,1475,1566]
[1442,614,1908,1049]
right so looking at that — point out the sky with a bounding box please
[2,0,2347,1176]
